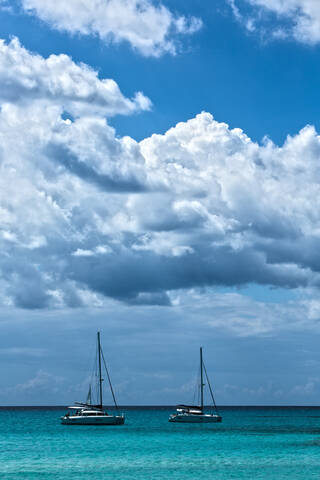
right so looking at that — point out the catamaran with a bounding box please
[169,347,222,423]
[61,332,125,425]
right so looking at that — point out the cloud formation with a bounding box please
[230,0,320,45]
[21,0,202,57]
[0,37,151,116]
[1,291,320,405]
[2,38,320,308]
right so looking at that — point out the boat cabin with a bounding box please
[176,405,203,415]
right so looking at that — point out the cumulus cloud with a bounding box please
[2,38,320,308]
[0,37,151,116]
[20,0,202,57]
[230,0,320,44]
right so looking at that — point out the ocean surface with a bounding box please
[0,406,320,479]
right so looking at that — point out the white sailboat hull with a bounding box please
[169,347,222,424]
[61,415,125,425]
[169,414,222,423]
[61,332,124,427]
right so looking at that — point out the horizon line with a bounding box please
[1,404,320,409]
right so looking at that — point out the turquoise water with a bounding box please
[1,407,320,479]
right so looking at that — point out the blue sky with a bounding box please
[1,0,320,405]
[3,0,320,144]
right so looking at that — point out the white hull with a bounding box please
[169,414,222,423]
[61,415,125,425]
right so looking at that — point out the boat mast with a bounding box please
[97,331,103,408]
[200,347,204,410]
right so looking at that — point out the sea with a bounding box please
[1,406,320,479]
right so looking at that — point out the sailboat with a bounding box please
[169,347,222,423]
[61,332,125,425]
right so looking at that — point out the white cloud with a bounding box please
[21,0,202,57]
[169,287,320,337]
[231,0,320,44]
[0,37,151,117]
[3,38,320,310]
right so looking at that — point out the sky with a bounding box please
[1,0,320,406]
